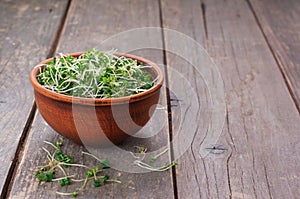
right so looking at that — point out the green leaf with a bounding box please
[64,155,73,163]
[103,174,109,182]
[100,159,110,169]
[149,156,156,163]
[59,179,65,187]
[93,179,101,187]
[35,171,40,176]
[87,169,93,177]
[72,192,77,198]
[55,150,62,156]
[45,173,53,182]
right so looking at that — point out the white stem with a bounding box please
[52,175,75,181]
[43,141,57,149]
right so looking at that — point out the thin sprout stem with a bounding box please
[106,179,121,183]
[47,165,58,174]
[71,176,99,182]
[138,65,152,69]
[42,147,53,161]
[82,151,103,163]
[37,165,50,169]
[153,148,169,159]
[93,171,97,180]
[60,163,90,169]
[70,170,105,182]
[134,160,174,172]
[56,191,76,196]
[57,164,68,177]
[52,175,75,181]
[79,177,89,191]
[71,178,87,182]
[130,152,146,161]
[43,141,59,159]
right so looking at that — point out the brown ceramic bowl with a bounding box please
[30,52,164,147]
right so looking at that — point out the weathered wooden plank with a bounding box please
[9,0,174,198]
[248,0,300,111]
[0,0,69,196]
[10,113,172,199]
[161,0,300,198]
[160,0,231,198]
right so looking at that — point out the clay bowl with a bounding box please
[30,52,164,147]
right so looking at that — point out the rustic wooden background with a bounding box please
[0,0,299,198]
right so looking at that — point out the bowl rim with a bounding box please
[30,52,164,106]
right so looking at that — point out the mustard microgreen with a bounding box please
[82,151,110,169]
[36,141,174,197]
[131,147,177,172]
[59,179,66,187]
[149,156,156,163]
[93,179,101,187]
[99,159,110,169]
[72,192,78,197]
[56,191,78,198]
[133,160,177,172]
[36,140,120,197]
[135,146,147,153]
[148,148,169,163]
[37,48,158,98]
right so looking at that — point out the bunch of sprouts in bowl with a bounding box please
[37,48,158,98]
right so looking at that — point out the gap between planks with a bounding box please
[0,104,36,199]
[1,0,73,198]
[158,0,179,198]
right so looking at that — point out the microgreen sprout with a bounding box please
[149,148,169,163]
[131,147,177,172]
[37,48,157,98]
[36,141,173,197]
[134,160,177,172]
[149,156,156,163]
[56,191,78,198]
[93,179,101,187]
[82,151,110,169]
[135,146,147,153]
[35,140,120,197]
[58,177,71,187]
[52,175,74,182]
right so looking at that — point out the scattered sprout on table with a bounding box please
[35,141,176,197]
[35,140,120,197]
[131,147,177,172]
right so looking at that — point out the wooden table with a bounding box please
[1,0,299,198]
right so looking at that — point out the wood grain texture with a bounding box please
[0,0,69,195]
[10,0,174,198]
[249,0,300,112]
[160,0,231,198]
[161,0,300,198]
[10,114,172,199]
